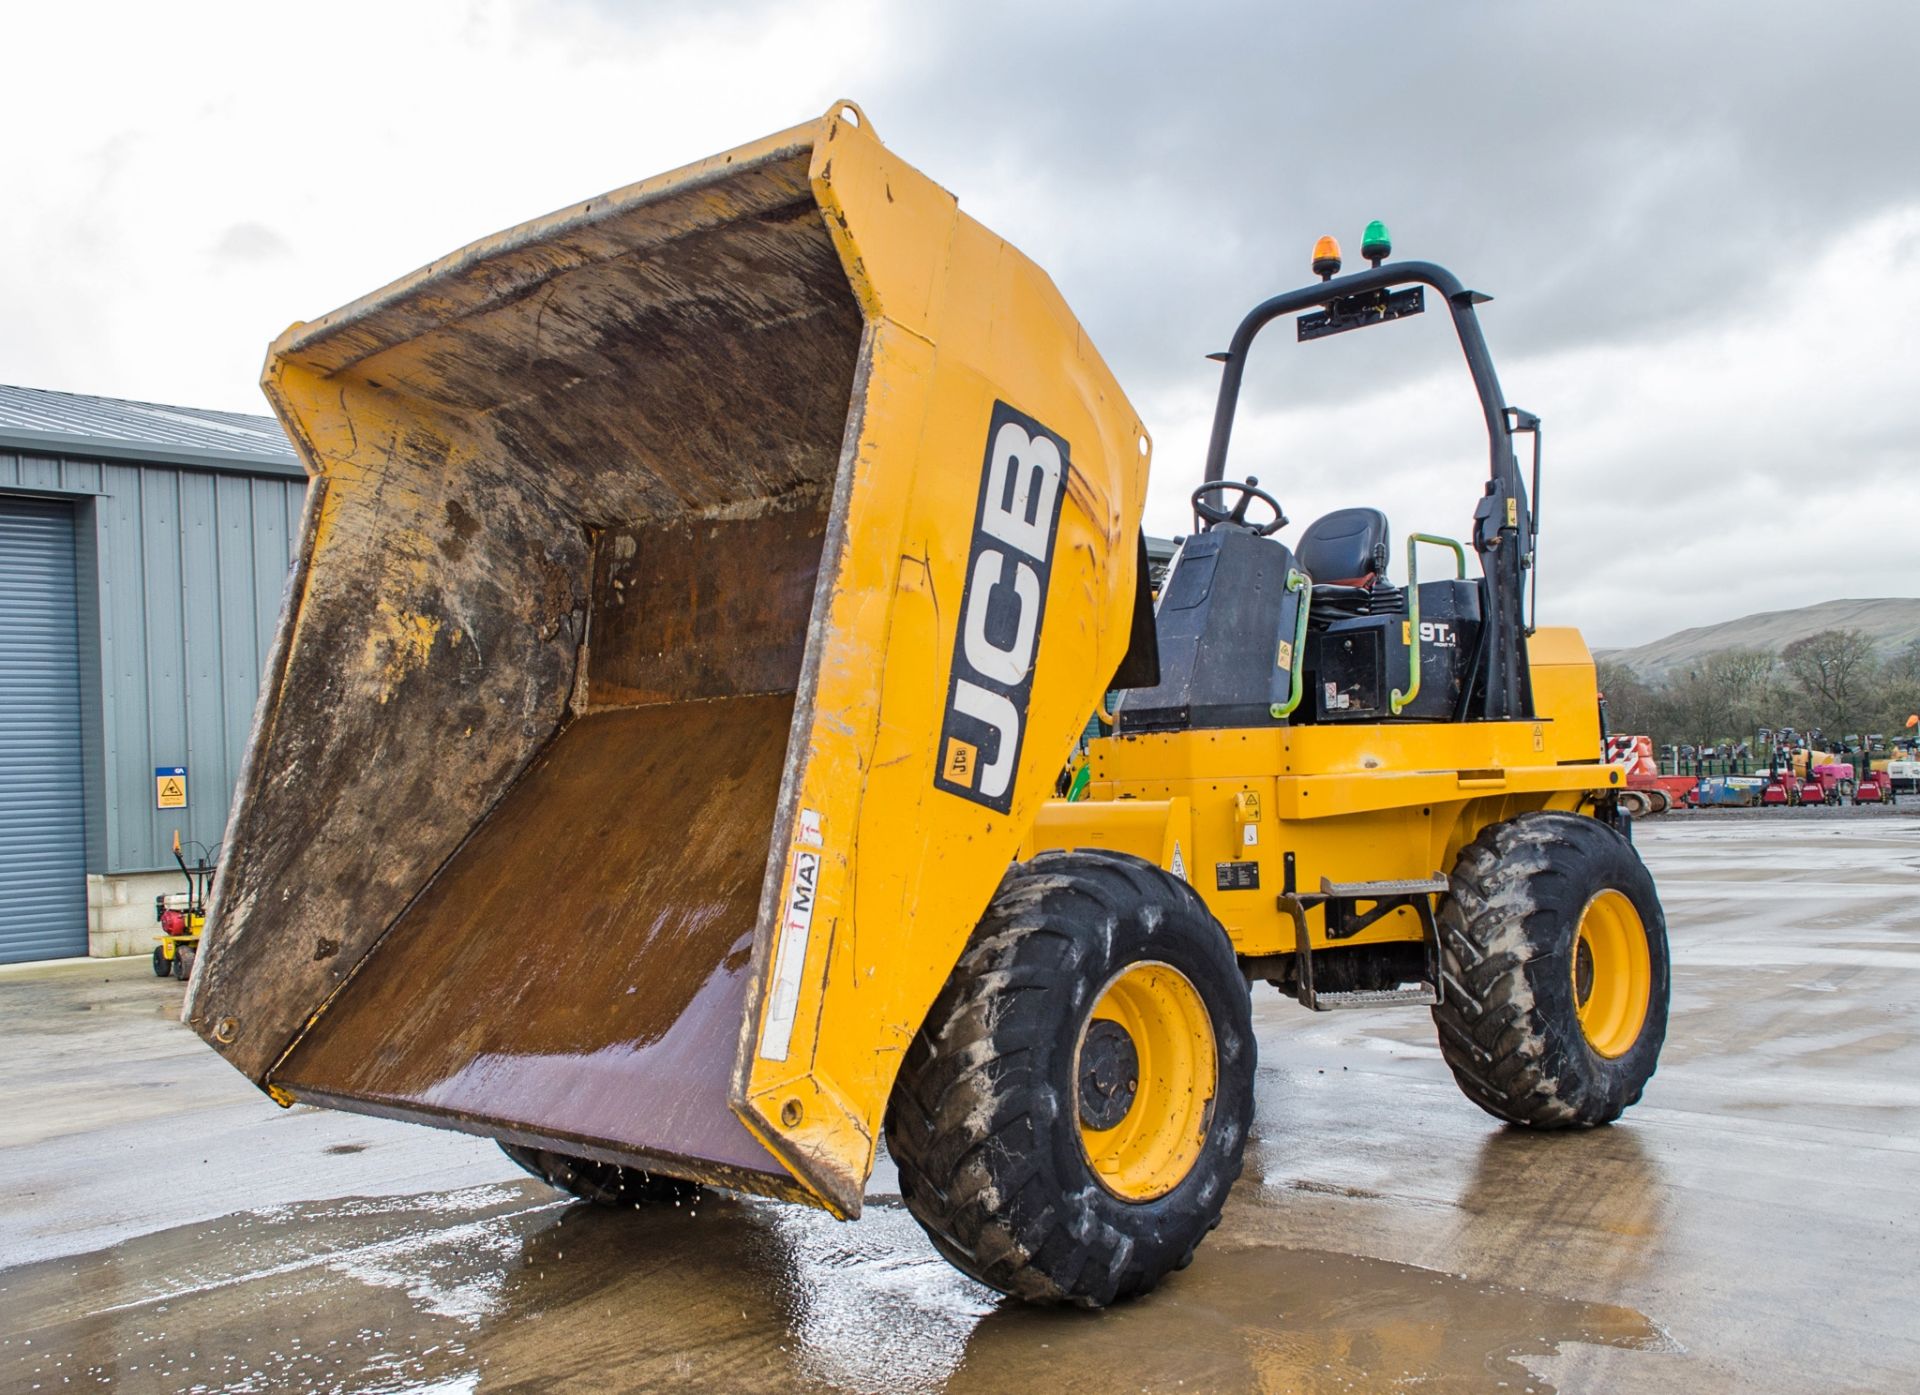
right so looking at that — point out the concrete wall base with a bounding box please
[87,871,187,957]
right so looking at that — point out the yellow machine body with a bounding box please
[1025,628,1621,954]
[186,102,1150,1218]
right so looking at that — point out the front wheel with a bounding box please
[885,849,1254,1308]
[498,1143,704,1207]
[152,945,173,977]
[1432,811,1669,1127]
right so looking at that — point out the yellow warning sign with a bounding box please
[155,766,187,809]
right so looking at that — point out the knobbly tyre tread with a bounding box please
[1430,810,1670,1128]
[884,848,1255,1308]
[497,1143,704,1207]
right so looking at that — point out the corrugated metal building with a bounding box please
[0,384,305,963]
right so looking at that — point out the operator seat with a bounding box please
[1296,507,1402,623]
[1296,507,1390,587]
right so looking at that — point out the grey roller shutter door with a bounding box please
[0,496,88,962]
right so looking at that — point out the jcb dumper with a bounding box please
[194,103,1670,1310]
[189,99,1152,1234]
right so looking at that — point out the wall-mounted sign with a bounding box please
[156,766,187,810]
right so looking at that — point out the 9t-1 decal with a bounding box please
[935,401,1069,813]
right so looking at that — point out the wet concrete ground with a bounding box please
[3,811,1916,1393]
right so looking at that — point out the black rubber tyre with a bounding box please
[497,1143,704,1207]
[171,947,194,981]
[884,849,1255,1308]
[152,946,173,977]
[1431,811,1669,1128]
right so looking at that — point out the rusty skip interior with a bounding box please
[192,140,866,1196]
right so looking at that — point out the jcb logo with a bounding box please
[935,401,1069,813]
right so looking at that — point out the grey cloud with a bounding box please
[856,2,1919,387]
[208,221,293,264]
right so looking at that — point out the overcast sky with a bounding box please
[4,1,1915,645]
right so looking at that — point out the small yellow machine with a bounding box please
[152,830,210,981]
[187,103,1666,1308]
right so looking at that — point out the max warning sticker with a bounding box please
[758,845,821,1063]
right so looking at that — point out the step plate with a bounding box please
[1312,985,1439,1010]
[1319,876,1450,898]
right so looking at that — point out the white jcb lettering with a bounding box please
[937,402,1070,814]
[962,551,1041,686]
[980,421,1063,564]
[952,680,1019,800]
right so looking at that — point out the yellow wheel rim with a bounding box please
[1572,889,1651,1058]
[1075,961,1217,1201]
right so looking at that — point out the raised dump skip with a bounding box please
[187,103,1152,1215]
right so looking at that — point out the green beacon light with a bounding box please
[1361,219,1392,268]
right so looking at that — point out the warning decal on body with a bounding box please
[759,845,822,1062]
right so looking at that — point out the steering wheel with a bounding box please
[1191,476,1287,536]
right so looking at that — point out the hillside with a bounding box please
[1597,598,1920,677]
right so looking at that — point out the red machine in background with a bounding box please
[1854,765,1895,804]
[1606,735,1697,815]
[1804,762,1856,806]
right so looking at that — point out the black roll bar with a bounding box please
[1198,260,1535,719]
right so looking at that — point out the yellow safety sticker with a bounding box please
[155,766,187,809]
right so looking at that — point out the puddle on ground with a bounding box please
[0,1183,1665,1395]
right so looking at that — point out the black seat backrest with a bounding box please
[1296,508,1389,586]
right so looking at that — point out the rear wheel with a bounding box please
[1431,811,1669,1128]
[497,1143,704,1207]
[152,946,173,977]
[885,849,1254,1308]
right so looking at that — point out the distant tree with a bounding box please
[1702,648,1784,739]
[1870,639,1920,737]
[1663,666,1742,750]
[1595,659,1656,736]
[1781,629,1881,735]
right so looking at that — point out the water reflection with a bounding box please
[2,1160,1668,1395]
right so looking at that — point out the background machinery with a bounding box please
[185,104,1668,1309]
[151,830,211,981]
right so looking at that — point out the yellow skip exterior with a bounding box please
[726,104,1153,1215]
